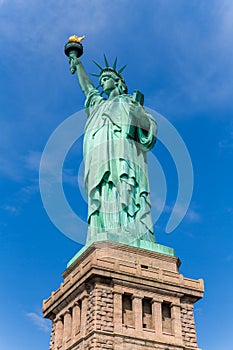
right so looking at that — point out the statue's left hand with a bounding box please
[129,101,149,130]
[129,100,143,120]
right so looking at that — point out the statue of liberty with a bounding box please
[66,36,157,247]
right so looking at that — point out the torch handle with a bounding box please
[69,51,79,74]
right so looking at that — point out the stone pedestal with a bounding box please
[43,241,204,350]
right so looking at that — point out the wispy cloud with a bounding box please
[22,151,41,172]
[1,182,39,220]
[18,183,39,202]
[218,127,233,152]
[146,1,233,115]
[0,1,121,57]
[164,203,201,224]
[26,312,50,333]
[63,168,78,186]
[225,207,233,216]
[0,155,23,181]
[0,147,41,182]
[185,207,201,223]
[218,139,233,151]
[1,204,20,215]
[226,254,233,263]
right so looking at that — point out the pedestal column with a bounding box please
[113,290,123,333]
[71,301,81,337]
[63,310,72,347]
[133,295,142,330]
[171,303,183,341]
[80,292,88,337]
[54,316,63,349]
[153,299,162,336]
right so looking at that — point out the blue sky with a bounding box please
[0,1,233,349]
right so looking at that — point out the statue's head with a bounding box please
[100,69,128,95]
[92,56,128,95]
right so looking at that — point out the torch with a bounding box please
[64,35,85,74]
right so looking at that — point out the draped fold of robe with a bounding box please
[84,88,157,245]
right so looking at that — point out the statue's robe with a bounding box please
[84,88,157,245]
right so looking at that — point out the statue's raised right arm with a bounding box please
[69,53,94,97]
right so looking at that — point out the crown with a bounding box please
[91,55,127,82]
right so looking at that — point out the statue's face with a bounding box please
[100,74,116,95]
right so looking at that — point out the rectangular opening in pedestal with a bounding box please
[162,302,172,334]
[142,297,153,329]
[122,294,134,327]
[141,264,149,269]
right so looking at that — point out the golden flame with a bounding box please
[68,35,85,43]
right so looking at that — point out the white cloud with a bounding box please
[0,1,123,56]
[218,1,233,41]
[185,208,201,223]
[1,183,38,219]
[226,254,233,263]
[218,139,233,151]
[0,155,22,181]
[1,204,20,215]
[26,312,50,333]
[226,207,233,215]
[164,203,201,224]
[63,168,78,186]
[19,183,38,200]
[218,126,233,151]
[0,148,41,181]
[146,1,233,115]
[22,151,41,171]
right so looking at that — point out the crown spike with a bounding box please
[113,57,118,70]
[118,64,127,74]
[103,54,109,67]
[90,73,101,77]
[92,60,104,70]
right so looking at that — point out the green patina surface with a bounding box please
[66,48,174,264]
